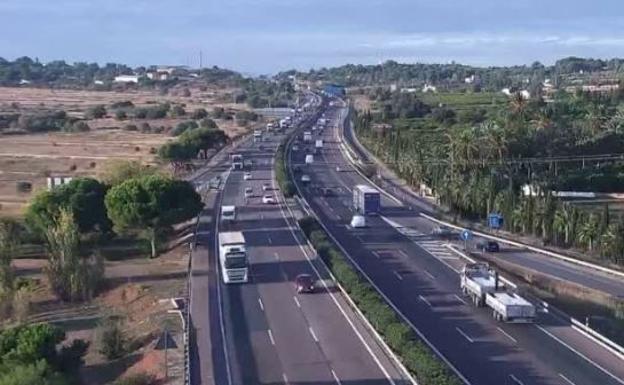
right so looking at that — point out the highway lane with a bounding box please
[340,106,624,299]
[201,104,410,385]
[289,104,624,385]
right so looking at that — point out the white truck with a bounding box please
[460,263,499,307]
[221,205,236,221]
[218,232,248,283]
[253,129,262,142]
[461,263,536,323]
[231,154,243,170]
[303,131,312,142]
[315,139,323,149]
[485,292,536,323]
[305,154,314,165]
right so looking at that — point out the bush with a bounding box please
[16,181,32,193]
[275,144,296,198]
[85,105,106,119]
[115,110,127,120]
[191,108,208,120]
[123,124,138,131]
[115,372,155,385]
[62,121,90,133]
[110,101,134,109]
[296,216,461,385]
[170,105,186,118]
[199,118,218,129]
[97,317,126,360]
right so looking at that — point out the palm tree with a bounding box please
[510,92,528,117]
[578,214,600,251]
[553,205,572,246]
[600,224,617,260]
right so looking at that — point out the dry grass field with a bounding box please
[0,85,252,216]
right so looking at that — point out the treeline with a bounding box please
[355,87,624,266]
[284,57,624,91]
[238,78,296,108]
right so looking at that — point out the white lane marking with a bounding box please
[456,327,475,343]
[454,294,467,305]
[293,296,301,308]
[497,327,517,343]
[309,327,319,343]
[393,270,403,281]
[267,329,276,345]
[258,298,264,311]
[509,374,524,385]
[418,295,432,307]
[397,249,411,259]
[372,251,381,259]
[559,373,577,385]
[331,369,342,385]
[268,236,273,245]
[535,324,624,385]
[274,252,280,260]
[282,372,289,384]
[423,270,435,280]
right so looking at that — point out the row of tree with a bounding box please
[354,88,624,265]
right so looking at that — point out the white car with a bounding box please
[244,187,253,198]
[262,195,276,204]
[262,183,271,191]
[350,215,366,228]
[292,145,299,151]
[244,172,252,180]
[301,174,311,183]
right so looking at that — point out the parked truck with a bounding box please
[303,131,312,142]
[461,262,536,323]
[315,139,323,149]
[353,185,381,215]
[218,232,248,284]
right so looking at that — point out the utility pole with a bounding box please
[199,50,203,70]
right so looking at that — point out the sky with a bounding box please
[2,0,624,74]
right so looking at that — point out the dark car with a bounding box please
[477,241,500,252]
[295,274,315,294]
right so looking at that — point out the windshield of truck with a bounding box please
[224,253,247,269]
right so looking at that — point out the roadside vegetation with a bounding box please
[275,143,295,197]
[298,216,460,385]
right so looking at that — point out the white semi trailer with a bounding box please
[218,232,248,284]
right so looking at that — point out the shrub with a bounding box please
[85,105,106,119]
[115,110,127,120]
[114,372,155,385]
[191,108,208,120]
[170,105,186,118]
[16,181,32,193]
[123,124,138,131]
[97,317,127,360]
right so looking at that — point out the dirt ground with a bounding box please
[0,86,251,216]
[12,243,190,385]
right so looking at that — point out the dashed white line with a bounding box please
[454,294,467,305]
[535,324,624,385]
[456,327,475,343]
[559,373,577,385]
[309,327,319,343]
[267,329,276,345]
[331,369,342,385]
[258,298,264,312]
[372,251,381,259]
[418,295,432,307]
[497,327,517,343]
[293,296,301,308]
[509,374,524,385]
[393,270,403,281]
[274,252,280,260]
[423,270,435,279]
[268,236,273,244]
[282,372,289,384]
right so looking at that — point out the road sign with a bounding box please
[488,213,504,229]
[460,230,473,241]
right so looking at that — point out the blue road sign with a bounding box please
[460,230,473,241]
[488,213,504,229]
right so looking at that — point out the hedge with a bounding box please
[275,143,296,197]
[298,216,461,385]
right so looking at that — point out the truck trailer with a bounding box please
[353,185,381,215]
[485,292,536,323]
[218,231,248,283]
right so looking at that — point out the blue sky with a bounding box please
[2,0,624,74]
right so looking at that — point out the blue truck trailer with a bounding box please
[353,184,381,215]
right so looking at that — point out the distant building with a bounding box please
[390,84,398,92]
[114,75,140,84]
[19,79,31,85]
[565,84,620,93]
[94,80,105,85]
[47,176,73,190]
[464,75,475,84]
[421,84,436,93]
[519,90,531,99]
[146,71,169,81]
[501,88,512,96]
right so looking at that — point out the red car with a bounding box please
[295,274,315,294]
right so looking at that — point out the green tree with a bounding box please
[44,209,104,302]
[578,214,600,251]
[85,105,106,119]
[97,317,126,360]
[105,176,202,258]
[26,178,111,235]
[99,160,160,186]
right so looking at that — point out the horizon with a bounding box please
[2,0,624,74]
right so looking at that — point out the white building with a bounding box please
[94,80,104,85]
[114,75,140,84]
[501,88,512,96]
[146,71,169,81]
[464,75,475,84]
[421,84,437,93]
[520,90,530,99]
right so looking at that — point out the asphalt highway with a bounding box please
[288,102,624,385]
[191,98,411,385]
